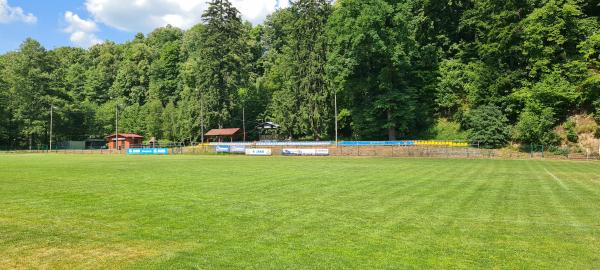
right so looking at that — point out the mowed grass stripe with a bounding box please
[538,162,599,227]
[0,155,599,269]
[531,162,584,228]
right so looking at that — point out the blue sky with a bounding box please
[0,0,289,53]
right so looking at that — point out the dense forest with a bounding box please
[1,0,599,149]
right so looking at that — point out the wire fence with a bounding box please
[1,142,598,161]
[185,144,599,161]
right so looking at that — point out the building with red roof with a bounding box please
[105,133,144,150]
[205,128,241,142]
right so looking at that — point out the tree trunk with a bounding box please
[387,110,396,141]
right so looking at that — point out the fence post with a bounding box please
[530,144,534,159]
[587,148,590,161]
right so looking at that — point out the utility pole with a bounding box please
[49,105,57,151]
[115,103,119,151]
[242,106,246,142]
[200,90,204,144]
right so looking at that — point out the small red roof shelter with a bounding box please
[205,128,240,142]
[106,133,144,150]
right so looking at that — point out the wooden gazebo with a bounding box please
[205,128,241,142]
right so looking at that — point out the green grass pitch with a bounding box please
[1,154,599,269]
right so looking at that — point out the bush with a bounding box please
[158,139,173,145]
[514,104,560,146]
[464,105,510,148]
[548,146,569,156]
[564,120,578,143]
[527,72,579,119]
[594,99,600,122]
[577,123,598,134]
[431,119,468,140]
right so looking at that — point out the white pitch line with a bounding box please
[544,168,568,190]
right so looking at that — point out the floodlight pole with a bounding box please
[334,89,338,146]
[49,105,54,151]
[115,103,119,151]
[200,90,204,144]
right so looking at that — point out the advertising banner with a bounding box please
[209,141,333,146]
[315,149,330,156]
[230,145,246,153]
[282,149,330,156]
[245,148,272,156]
[215,145,231,153]
[127,148,169,155]
[282,149,302,156]
[338,141,416,146]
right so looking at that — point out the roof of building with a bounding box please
[205,128,241,136]
[105,133,144,139]
[257,122,281,129]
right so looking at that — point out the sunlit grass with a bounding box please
[1,154,599,269]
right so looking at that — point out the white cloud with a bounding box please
[85,0,289,33]
[232,0,289,24]
[0,0,37,24]
[63,11,103,48]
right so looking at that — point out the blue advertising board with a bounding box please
[338,141,416,146]
[127,148,169,155]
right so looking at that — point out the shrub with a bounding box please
[431,119,468,140]
[564,120,578,143]
[514,104,560,146]
[464,105,511,148]
[594,99,600,122]
[549,146,569,156]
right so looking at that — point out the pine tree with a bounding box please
[195,0,250,129]
[262,1,333,139]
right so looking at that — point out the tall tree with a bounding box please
[47,47,91,141]
[3,39,53,148]
[261,9,297,137]
[195,0,250,129]
[147,25,184,105]
[0,54,8,146]
[110,40,152,105]
[327,0,424,140]
[262,1,333,139]
[289,0,332,139]
[84,42,121,103]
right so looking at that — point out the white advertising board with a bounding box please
[230,145,246,153]
[209,141,333,146]
[245,148,272,156]
[282,149,301,156]
[315,149,330,156]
